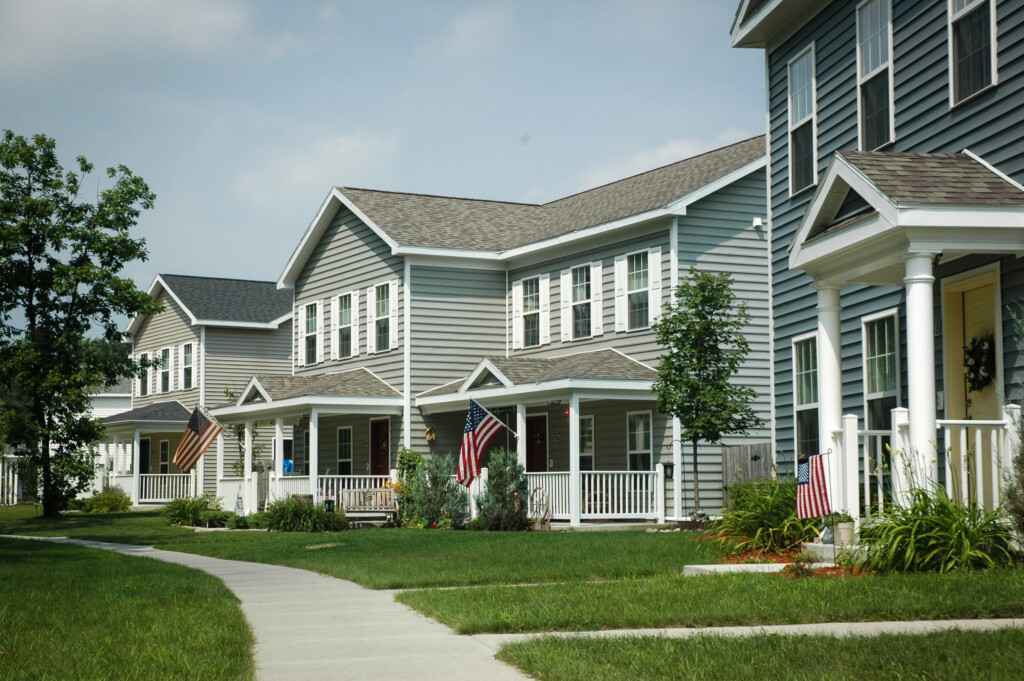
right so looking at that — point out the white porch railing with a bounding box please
[581,471,659,519]
[1,457,20,505]
[219,477,246,514]
[319,475,391,502]
[109,474,135,497]
[938,419,1011,511]
[277,475,311,500]
[526,472,571,519]
[138,474,193,503]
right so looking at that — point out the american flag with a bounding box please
[796,454,832,519]
[173,406,222,473]
[457,400,505,487]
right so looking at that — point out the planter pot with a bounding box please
[836,522,855,546]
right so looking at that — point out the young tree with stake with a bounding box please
[653,267,764,517]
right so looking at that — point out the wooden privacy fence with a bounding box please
[721,442,773,505]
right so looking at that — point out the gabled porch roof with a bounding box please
[789,150,1024,286]
[211,369,404,421]
[101,400,192,433]
[416,348,658,413]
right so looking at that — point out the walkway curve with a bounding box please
[7,536,529,681]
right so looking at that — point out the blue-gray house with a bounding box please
[732,0,1024,519]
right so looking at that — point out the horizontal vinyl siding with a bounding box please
[766,0,1024,473]
[294,207,405,393]
[132,290,200,409]
[204,324,292,406]
[292,414,401,475]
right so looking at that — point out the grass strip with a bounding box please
[397,569,1024,633]
[0,506,720,589]
[497,629,1024,681]
[0,537,254,681]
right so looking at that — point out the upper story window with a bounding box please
[571,266,592,340]
[793,334,819,456]
[949,0,996,105]
[523,276,541,347]
[627,411,652,471]
[159,348,171,393]
[366,280,398,354]
[788,45,817,194]
[180,342,194,391]
[614,248,661,333]
[303,302,318,366]
[375,283,390,350]
[512,274,550,350]
[137,351,150,397]
[560,264,602,342]
[334,293,355,359]
[627,252,649,330]
[857,0,894,150]
[863,311,899,430]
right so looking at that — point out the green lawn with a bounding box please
[0,505,721,589]
[397,569,1024,633]
[497,629,1024,681]
[0,536,254,681]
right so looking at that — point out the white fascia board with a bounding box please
[962,149,1024,193]
[278,188,401,289]
[416,378,655,411]
[211,394,404,420]
[663,157,767,215]
[127,274,198,335]
[459,359,514,393]
[895,205,1024,229]
[193,319,288,330]
[102,420,190,433]
[238,376,271,406]
[791,212,895,271]
[730,0,826,49]
[395,246,503,261]
[405,254,506,271]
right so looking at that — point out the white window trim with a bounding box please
[367,280,399,354]
[626,410,653,471]
[301,301,322,366]
[861,308,901,407]
[562,265,595,342]
[580,415,595,470]
[159,439,169,474]
[518,275,543,348]
[337,426,353,474]
[137,351,150,398]
[332,291,359,360]
[788,43,818,197]
[947,0,999,108]
[179,342,195,391]
[157,347,173,394]
[618,247,660,332]
[856,0,895,150]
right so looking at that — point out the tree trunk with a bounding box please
[691,437,701,517]
[41,416,57,518]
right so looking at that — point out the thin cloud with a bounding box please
[576,128,757,191]
[432,1,515,62]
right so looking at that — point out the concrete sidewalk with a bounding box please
[9,536,528,681]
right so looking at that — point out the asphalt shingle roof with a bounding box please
[102,401,191,424]
[340,136,765,251]
[159,274,293,324]
[418,349,657,398]
[838,151,1024,206]
[252,370,402,401]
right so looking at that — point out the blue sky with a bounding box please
[0,0,764,289]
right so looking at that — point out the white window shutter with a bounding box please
[560,269,571,342]
[591,261,603,336]
[316,300,325,363]
[330,296,339,361]
[178,344,185,389]
[389,279,399,350]
[296,306,306,368]
[614,255,627,332]
[351,290,360,357]
[366,286,376,354]
[539,273,551,345]
[511,280,523,350]
[648,247,662,323]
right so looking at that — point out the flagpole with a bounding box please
[471,400,513,438]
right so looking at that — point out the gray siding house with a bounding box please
[732,0,1024,519]
[100,275,292,505]
[213,137,772,523]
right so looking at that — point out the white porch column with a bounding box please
[672,417,682,520]
[196,448,205,496]
[890,407,911,503]
[815,284,843,499]
[569,393,581,527]
[131,430,140,505]
[215,433,224,499]
[274,418,284,477]
[309,410,319,500]
[516,401,527,468]
[841,413,859,521]
[112,434,120,476]
[904,254,938,481]
[244,421,253,514]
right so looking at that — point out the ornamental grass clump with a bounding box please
[716,478,818,553]
[262,496,348,532]
[85,487,132,513]
[858,486,1017,573]
[162,496,209,526]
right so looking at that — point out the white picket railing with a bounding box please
[580,471,658,519]
[319,475,391,501]
[1,457,20,505]
[138,474,192,503]
[525,472,571,519]
[938,419,1010,511]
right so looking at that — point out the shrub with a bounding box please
[198,510,235,528]
[858,486,1017,573]
[396,448,424,525]
[1005,443,1024,540]
[409,454,469,529]
[262,496,348,532]
[86,487,132,513]
[474,448,529,531]
[162,496,209,526]
[716,479,818,553]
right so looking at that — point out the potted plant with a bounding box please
[825,510,855,545]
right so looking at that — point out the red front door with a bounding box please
[526,415,547,472]
[370,419,390,475]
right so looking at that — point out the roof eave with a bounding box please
[730,0,825,49]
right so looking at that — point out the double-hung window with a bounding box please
[159,440,169,474]
[159,348,171,393]
[863,312,899,430]
[375,284,390,350]
[337,293,353,357]
[580,415,595,471]
[627,411,652,471]
[138,352,150,397]
[522,277,541,347]
[793,335,820,456]
[949,0,996,105]
[627,252,649,330]
[858,0,893,150]
[788,45,816,194]
[571,266,592,340]
[304,303,318,366]
[337,427,352,476]
[180,342,194,390]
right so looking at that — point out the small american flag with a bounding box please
[458,400,505,487]
[796,454,832,519]
[173,406,222,474]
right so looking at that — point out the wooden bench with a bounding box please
[341,488,398,520]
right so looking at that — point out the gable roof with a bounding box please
[128,274,293,335]
[278,136,766,285]
[244,370,403,403]
[92,376,133,396]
